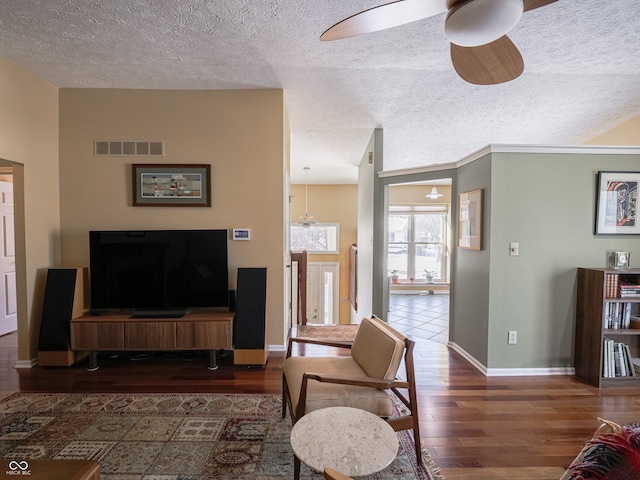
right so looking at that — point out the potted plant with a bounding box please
[424,269,436,283]
[390,269,399,283]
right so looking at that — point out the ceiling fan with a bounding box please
[321,0,558,85]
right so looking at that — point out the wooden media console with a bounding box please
[70,310,233,371]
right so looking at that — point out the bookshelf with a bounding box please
[575,268,640,387]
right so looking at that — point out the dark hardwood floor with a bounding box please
[2,331,640,479]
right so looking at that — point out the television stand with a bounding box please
[130,308,186,319]
[70,310,233,371]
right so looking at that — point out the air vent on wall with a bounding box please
[94,141,164,156]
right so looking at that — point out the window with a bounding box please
[388,206,447,281]
[290,223,340,254]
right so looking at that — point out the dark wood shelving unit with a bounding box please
[575,267,640,387]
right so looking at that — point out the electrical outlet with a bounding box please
[508,330,517,345]
[509,242,519,256]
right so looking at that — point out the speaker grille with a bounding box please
[95,141,164,156]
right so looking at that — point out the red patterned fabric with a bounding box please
[566,425,640,480]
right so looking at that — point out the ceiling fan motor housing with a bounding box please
[445,0,524,47]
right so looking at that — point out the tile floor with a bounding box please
[387,294,449,345]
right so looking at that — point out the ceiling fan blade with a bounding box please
[450,36,524,85]
[321,0,448,41]
[523,0,558,12]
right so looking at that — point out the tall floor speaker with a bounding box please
[37,268,89,366]
[233,267,268,365]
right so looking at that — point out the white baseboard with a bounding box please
[486,366,575,376]
[448,342,575,377]
[448,342,488,374]
[269,344,286,353]
[390,290,450,296]
[14,358,38,369]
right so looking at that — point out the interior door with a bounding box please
[0,180,16,336]
[306,264,320,323]
[307,262,340,324]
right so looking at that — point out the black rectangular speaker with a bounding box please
[37,269,79,352]
[228,289,236,312]
[233,268,267,349]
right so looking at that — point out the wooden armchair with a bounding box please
[282,316,422,466]
[324,467,352,480]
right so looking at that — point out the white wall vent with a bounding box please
[95,141,164,156]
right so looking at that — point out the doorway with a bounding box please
[0,177,16,337]
[383,177,452,343]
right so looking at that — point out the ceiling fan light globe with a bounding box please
[445,0,524,47]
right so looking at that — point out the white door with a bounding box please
[306,262,339,324]
[306,265,321,323]
[0,181,16,336]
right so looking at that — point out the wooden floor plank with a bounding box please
[1,331,639,479]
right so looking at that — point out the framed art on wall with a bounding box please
[595,171,639,235]
[458,189,483,250]
[132,164,211,207]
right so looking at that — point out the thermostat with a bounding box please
[233,229,251,241]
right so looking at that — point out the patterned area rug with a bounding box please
[0,393,442,480]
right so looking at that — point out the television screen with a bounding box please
[89,229,229,316]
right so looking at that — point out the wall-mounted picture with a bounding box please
[132,164,211,207]
[458,189,483,250]
[595,171,639,235]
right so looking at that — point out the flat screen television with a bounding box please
[89,229,229,317]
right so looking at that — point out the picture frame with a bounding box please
[458,189,483,250]
[595,171,639,235]
[132,164,211,207]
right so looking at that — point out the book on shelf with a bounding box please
[606,274,620,298]
[603,302,633,329]
[620,291,640,298]
[624,344,636,376]
[619,276,640,297]
[632,357,640,375]
[602,338,636,378]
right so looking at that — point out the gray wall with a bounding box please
[484,151,640,369]
[452,155,492,366]
[374,147,640,371]
[355,130,379,321]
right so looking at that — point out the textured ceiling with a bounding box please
[1,0,639,183]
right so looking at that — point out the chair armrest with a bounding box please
[285,336,352,358]
[303,372,394,389]
[292,337,353,348]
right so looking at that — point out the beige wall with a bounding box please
[290,184,357,324]
[0,56,60,362]
[389,184,452,204]
[59,88,288,347]
[587,115,640,145]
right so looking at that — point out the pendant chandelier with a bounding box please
[296,167,318,226]
[425,182,443,200]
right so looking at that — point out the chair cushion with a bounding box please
[350,317,406,380]
[283,356,395,417]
